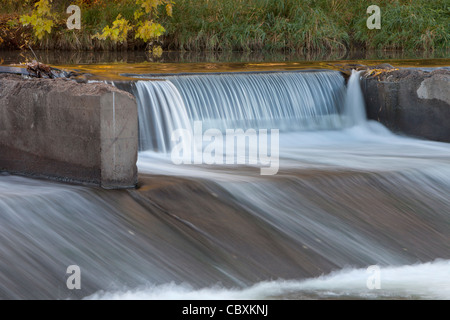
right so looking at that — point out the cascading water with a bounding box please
[344,70,367,126]
[134,81,192,153]
[134,71,347,152]
[133,70,450,299]
[1,69,450,300]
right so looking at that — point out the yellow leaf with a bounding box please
[166,4,173,16]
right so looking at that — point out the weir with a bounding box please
[1,68,450,299]
[2,68,448,185]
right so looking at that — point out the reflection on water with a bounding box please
[28,59,450,81]
[1,48,449,66]
[1,49,449,81]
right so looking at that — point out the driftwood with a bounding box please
[26,60,80,79]
[26,60,52,78]
[330,63,368,81]
[0,61,80,79]
[329,63,397,82]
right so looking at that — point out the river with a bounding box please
[0,58,449,300]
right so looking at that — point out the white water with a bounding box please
[344,70,367,126]
[88,259,450,300]
[136,71,450,178]
[131,70,450,300]
[135,81,192,153]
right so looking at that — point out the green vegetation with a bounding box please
[20,0,55,40]
[0,0,448,53]
[92,0,173,56]
[165,0,448,52]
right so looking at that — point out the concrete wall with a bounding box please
[361,68,450,143]
[0,75,138,188]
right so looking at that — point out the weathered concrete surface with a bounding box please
[0,74,138,188]
[361,68,450,143]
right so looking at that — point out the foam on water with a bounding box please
[87,259,450,300]
[135,70,450,177]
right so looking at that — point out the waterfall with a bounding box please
[344,70,367,126]
[134,81,192,153]
[133,71,348,152]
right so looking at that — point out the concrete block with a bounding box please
[0,75,138,188]
[362,68,450,143]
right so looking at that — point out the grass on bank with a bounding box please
[0,0,448,52]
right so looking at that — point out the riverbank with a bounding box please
[1,0,448,53]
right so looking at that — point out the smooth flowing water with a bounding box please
[1,70,449,300]
[134,71,346,152]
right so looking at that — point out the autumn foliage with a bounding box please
[16,0,174,54]
[3,0,448,53]
[20,0,54,40]
[94,0,174,55]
